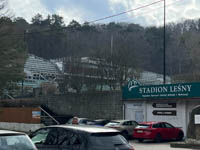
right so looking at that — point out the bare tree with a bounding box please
[0,0,13,18]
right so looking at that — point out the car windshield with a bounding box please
[94,120,109,125]
[0,134,36,150]
[89,133,127,146]
[136,124,150,129]
[106,122,120,126]
[79,119,91,124]
[67,118,73,124]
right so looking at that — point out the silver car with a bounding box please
[30,125,135,150]
[105,120,138,139]
[0,130,37,150]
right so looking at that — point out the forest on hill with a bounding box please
[25,14,200,80]
[1,13,200,94]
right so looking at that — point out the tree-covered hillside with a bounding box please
[25,14,200,80]
[1,12,200,94]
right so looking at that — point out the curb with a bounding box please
[170,142,200,149]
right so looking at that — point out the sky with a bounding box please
[8,0,200,27]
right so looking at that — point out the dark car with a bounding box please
[93,119,110,126]
[133,121,184,142]
[0,130,37,150]
[30,125,135,150]
[67,117,95,125]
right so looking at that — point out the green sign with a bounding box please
[123,81,200,100]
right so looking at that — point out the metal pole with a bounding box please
[22,30,26,96]
[111,34,113,66]
[163,0,166,84]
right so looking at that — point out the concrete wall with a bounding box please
[146,100,187,134]
[38,92,123,120]
[0,122,44,132]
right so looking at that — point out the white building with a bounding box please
[123,81,200,136]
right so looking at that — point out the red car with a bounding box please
[133,121,184,142]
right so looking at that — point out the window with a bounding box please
[0,135,36,150]
[152,123,162,128]
[89,133,127,146]
[106,122,120,126]
[31,128,58,145]
[69,133,81,145]
[122,121,130,125]
[136,124,150,129]
[57,128,82,146]
[57,129,71,145]
[31,128,50,144]
[164,123,174,128]
[79,119,88,124]
[130,121,138,126]
[44,128,58,145]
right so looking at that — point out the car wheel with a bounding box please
[138,139,144,143]
[154,133,162,143]
[176,132,184,141]
[121,131,129,140]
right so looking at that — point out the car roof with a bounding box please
[95,119,109,121]
[47,125,120,133]
[0,130,25,135]
[78,118,88,120]
[139,121,164,125]
[112,120,136,123]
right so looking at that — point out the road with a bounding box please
[129,140,195,150]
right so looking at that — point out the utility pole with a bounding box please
[163,0,166,84]
[111,34,113,67]
[21,30,27,96]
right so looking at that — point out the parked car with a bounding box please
[29,125,135,150]
[93,119,110,126]
[105,120,138,139]
[133,121,184,142]
[0,130,37,150]
[67,117,95,125]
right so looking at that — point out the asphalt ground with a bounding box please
[129,140,196,150]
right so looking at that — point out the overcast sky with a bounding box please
[8,0,200,27]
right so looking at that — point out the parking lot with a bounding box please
[129,140,195,150]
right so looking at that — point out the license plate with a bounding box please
[137,130,143,133]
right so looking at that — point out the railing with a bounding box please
[6,94,15,100]
[39,106,60,125]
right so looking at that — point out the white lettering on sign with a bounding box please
[139,84,192,95]
[139,86,168,94]
[170,84,192,93]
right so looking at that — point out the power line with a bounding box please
[113,0,184,23]
[89,0,164,23]
[0,0,187,39]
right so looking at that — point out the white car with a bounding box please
[0,130,37,150]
